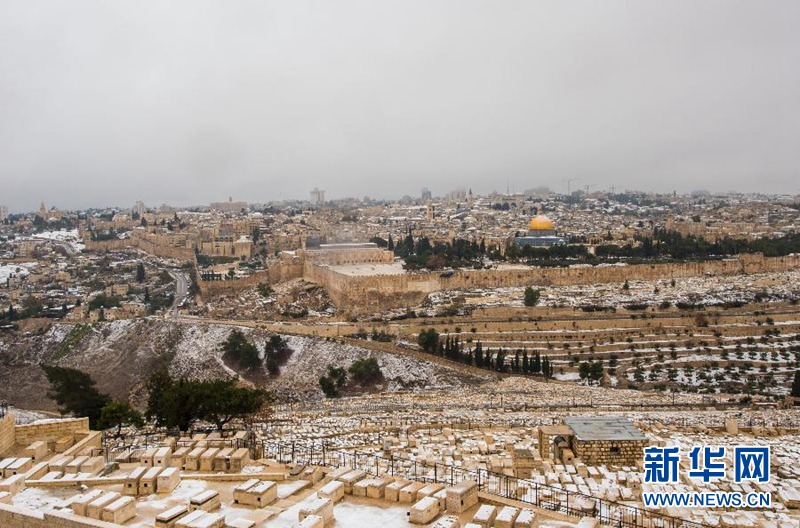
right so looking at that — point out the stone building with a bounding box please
[210,197,248,213]
[310,187,325,206]
[301,243,393,266]
[562,416,649,466]
[200,236,253,259]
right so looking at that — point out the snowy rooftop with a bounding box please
[564,416,648,442]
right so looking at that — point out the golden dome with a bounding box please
[529,215,554,231]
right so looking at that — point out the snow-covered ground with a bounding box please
[0,261,36,282]
[423,270,800,310]
[31,228,85,252]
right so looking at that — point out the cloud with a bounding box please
[0,1,798,212]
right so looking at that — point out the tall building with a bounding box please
[36,201,61,221]
[132,201,146,217]
[310,188,325,205]
[0,205,7,221]
[421,188,432,200]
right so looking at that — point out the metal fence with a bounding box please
[263,441,710,528]
[271,399,746,416]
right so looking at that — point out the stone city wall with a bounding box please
[308,253,800,313]
[0,414,15,456]
[133,236,194,261]
[81,230,194,261]
[196,252,800,311]
[197,257,304,300]
[303,262,440,311]
[0,503,121,528]
[14,417,90,447]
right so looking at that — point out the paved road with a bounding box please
[168,271,190,317]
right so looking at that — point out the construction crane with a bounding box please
[563,178,580,195]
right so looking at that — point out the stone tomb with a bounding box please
[514,509,536,527]
[156,505,190,528]
[189,489,221,512]
[124,466,147,496]
[431,516,460,528]
[299,497,334,527]
[471,504,497,528]
[297,514,325,528]
[140,466,163,495]
[232,479,277,507]
[228,447,251,473]
[385,479,411,502]
[154,446,173,467]
[86,491,121,519]
[399,481,426,503]
[213,447,234,471]
[317,480,345,503]
[445,480,478,513]
[0,474,25,495]
[101,495,137,524]
[70,489,104,516]
[157,466,181,493]
[495,506,520,528]
[199,448,220,472]
[353,477,392,499]
[336,469,366,494]
[171,446,191,468]
[409,496,440,524]
[184,447,206,471]
[4,457,32,477]
[23,441,47,461]
[175,510,224,528]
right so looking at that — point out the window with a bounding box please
[610,446,620,455]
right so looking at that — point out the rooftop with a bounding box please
[563,416,648,442]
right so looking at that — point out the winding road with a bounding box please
[168,271,190,317]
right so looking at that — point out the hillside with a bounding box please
[0,319,491,411]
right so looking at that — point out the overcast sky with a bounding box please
[1,1,798,212]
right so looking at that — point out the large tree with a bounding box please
[221,329,261,371]
[348,357,383,385]
[196,379,271,431]
[417,329,440,353]
[136,262,146,283]
[792,370,800,398]
[41,365,111,428]
[145,371,271,431]
[99,401,144,437]
[523,286,541,307]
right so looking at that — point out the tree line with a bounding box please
[418,329,554,377]
[380,230,800,270]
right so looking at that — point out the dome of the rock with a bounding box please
[529,215,554,231]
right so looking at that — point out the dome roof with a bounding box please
[529,215,554,231]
